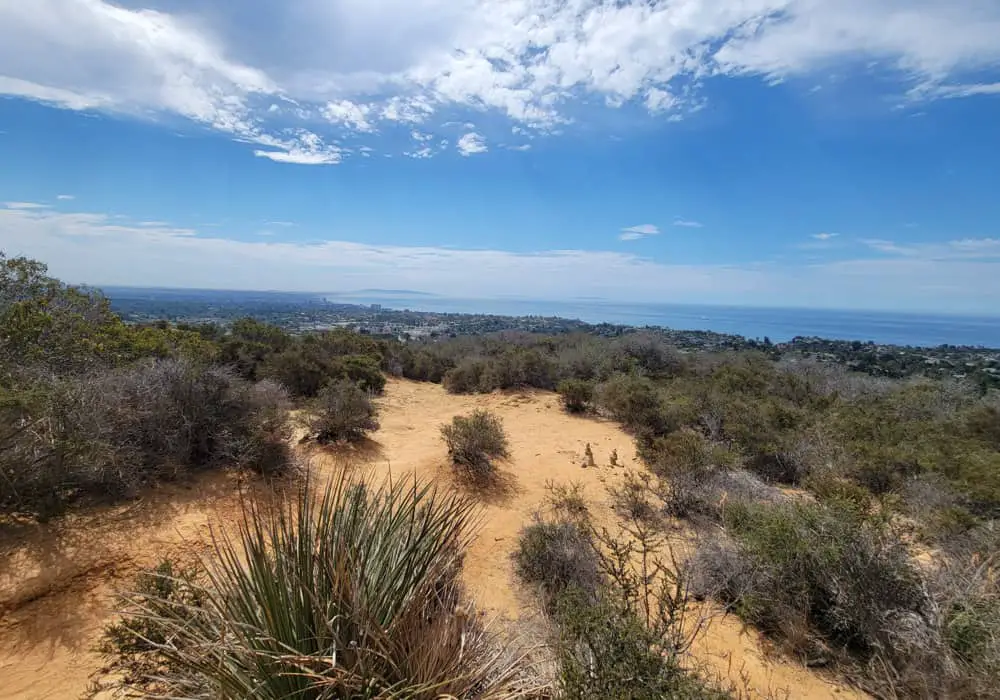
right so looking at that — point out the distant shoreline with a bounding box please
[103,285,1000,350]
[324,295,1000,349]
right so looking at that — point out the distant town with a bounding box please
[105,286,1000,390]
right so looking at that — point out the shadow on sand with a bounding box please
[0,469,286,657]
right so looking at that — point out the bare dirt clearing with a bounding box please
[0,379,862,699]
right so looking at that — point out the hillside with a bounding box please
[0,380,858,700]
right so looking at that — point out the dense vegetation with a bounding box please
[0,254,390,518]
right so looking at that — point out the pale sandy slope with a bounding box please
[0,379,864,699]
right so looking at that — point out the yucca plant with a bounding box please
[110,473,539,698]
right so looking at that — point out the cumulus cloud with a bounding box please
[1,1,997,162]
[322,100,375,132]
[456,132,487,156]
[620,224,660,241]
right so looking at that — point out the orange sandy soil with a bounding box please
[0,379,864,699]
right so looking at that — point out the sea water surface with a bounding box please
[329,295,1000,348]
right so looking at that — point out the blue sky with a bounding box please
[1,1,999,313]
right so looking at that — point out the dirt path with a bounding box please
[0,379,863,699]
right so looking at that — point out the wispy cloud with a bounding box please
[3,205,999,313]
[56,194,74,201]
[673,218,703,229]
[812,232,839,241]
[1,1,998,163]
[913,82,1000,101]
[862,237,1000,260]
[3,201,48,210]
[619,224,660,241]
[265,221,295,228]
[456,133,487,157]
[404,147,434,159]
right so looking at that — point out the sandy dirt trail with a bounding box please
[0,379,863,699]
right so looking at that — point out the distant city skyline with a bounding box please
[1,1,999,313]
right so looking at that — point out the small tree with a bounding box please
[441,410,510,480]
[304,379,379,443]
[558,379,594,414]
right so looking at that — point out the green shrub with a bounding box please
[260,345,329,397]
[262,347,386,398]
[303,379,379,443]
[516,506,729,699]
[640,431,741,518]
[96,475,527,698]
[440,410,510,480]
[0,360,292,518]
[514,517,600,607]
[965,403,1000,449]
[694,501,933,671]
[330,354,386,394]
[554,588,724,700]
[442,358,484,394]
[400,347,454,382]
[557,379,595,413]
[596,373,674,438]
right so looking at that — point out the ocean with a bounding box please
[328,295,1000,348]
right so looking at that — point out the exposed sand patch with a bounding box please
[0,379,864,699]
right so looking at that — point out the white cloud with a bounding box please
[673,218,704,228]
[252,129,343,165]
[620,224,660,241]
[862,237,1000,260]
[0,1,274,131]
[411,130,433,142]
[949,238,1000,254]
[812,232,839,240]
[404,147,434,159]
[266,221,296,227]
[456,132,487,156]
[322,100,374,132]
[0,204,764,303]
[56,194,75,200]
[3,202,49,210]
[645,88,677,113]
[3,205,998,313]
[918,82,1000,100]
[254,149,341,165]
[380,96,434,124]
[508,144,531,151]
[2,0,997,162]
